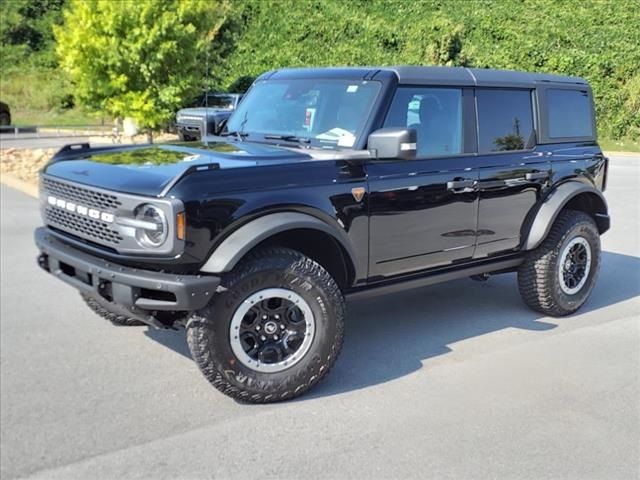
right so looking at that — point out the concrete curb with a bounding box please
[0,173,38,198]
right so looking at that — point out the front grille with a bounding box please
[43,177,121,210]
[45,206,123,245]
[40,175,181,256]
[42,176,124,247]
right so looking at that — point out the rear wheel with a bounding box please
[518,209,600,316]
[187,247,345,403]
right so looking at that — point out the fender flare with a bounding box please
[200,211,357,274]
[523,182,608,251]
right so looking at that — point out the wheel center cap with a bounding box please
[264,321,278,335]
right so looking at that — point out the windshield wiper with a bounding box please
[221,131,249,141]
[264,134,311,145]
[220,111,250,142]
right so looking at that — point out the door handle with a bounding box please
[525,171,549,181]
[447,179,476,192]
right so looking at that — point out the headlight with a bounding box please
[133,204,168,248]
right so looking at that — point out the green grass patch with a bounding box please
[599,138,640,154]
[10,108,109,127]
[1,67,109,126]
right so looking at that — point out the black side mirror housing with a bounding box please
[368,128,417,160]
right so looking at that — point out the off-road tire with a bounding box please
[186,247,345,403]
[518,209,600,316]
[81,293,146,326]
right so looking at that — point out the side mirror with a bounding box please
[368,128,417,160]
[214,117,228,135]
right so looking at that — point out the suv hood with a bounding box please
[43,141,311,197]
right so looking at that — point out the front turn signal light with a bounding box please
[176,212,186,240]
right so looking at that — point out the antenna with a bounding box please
[204,44,210,146]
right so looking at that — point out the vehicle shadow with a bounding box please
[143,251,640,399]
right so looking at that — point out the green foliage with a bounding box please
[214,0,639,141]
[0,0,65,69]
[54,0,227,132]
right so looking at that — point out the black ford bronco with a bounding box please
[35,67,609,403]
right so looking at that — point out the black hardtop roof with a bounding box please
[259,66,589,88]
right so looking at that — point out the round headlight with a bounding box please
[134,204,168,248]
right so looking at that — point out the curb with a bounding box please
[0,173,38,198]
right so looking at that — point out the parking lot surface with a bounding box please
[1,156,638,479]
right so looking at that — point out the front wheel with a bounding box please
[518,209,601,316]
[187,247,345,403]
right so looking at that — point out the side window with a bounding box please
[476,89,534,153]
[547,89,593,138]
[383,87,463,157]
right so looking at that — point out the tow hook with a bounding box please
[37,254,50,272]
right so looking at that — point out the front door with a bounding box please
[366,86,479,279]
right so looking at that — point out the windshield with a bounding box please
[203,94,236,109]
[226,79,381,148]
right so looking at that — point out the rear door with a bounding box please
[473,88,551,257]
[366,87,480,279]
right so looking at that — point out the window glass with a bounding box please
[477,89,534,152]
[383,87,463,156]
[547,89,593,138]
[227,79,381,149]
[202,94,236,109]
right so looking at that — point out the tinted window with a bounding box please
[477,89,534,152]
[547,89,593,138]
[383,87,463,156]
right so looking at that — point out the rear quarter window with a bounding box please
[547,89,594,138]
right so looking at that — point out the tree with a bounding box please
[55,0,227,141]
[0,0,65,69]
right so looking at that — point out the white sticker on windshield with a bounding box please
[346,85,358,93]
[337,134,355,147]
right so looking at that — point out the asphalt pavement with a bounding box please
[1,156,639,480]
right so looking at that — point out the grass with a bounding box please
[599,138,640,154]
[1,67,110,127]
[9,108,109,127]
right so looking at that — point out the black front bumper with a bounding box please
[35,227,220,316]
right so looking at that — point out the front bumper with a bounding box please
[35,227,219,316]
[176,123,203,138]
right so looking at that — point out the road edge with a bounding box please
[0,173,38,198]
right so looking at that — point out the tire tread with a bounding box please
[518,209,599,316]
[187,247,345,403]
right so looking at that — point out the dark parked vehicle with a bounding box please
[35,66,609,403]
[0,101,11,126]
[175,93,242,141]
